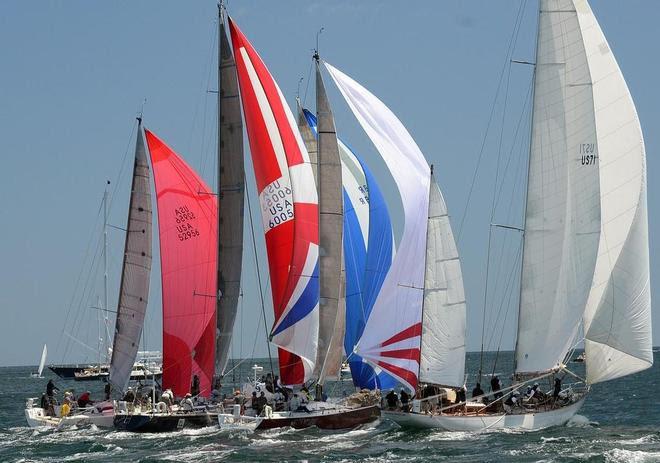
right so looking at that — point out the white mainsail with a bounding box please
[573,0,653,384]
[515,0,601,374]
[326,62,430,392]
[419,175,466,388]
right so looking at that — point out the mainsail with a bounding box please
[37,344,47,378]
[515,0,601,374]
[303,109,397,390]
[215,11,244,377]
[109,125,153,392]
[574,0,653,383]
[229,18,319,385]
[419,173,466,388]
[146,130,218,398]
[314,61,344,383]
[326,63,430,392]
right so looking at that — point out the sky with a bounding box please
[1,1,659,367]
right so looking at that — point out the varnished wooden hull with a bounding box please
[256,405,380,430]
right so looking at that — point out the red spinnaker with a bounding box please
[145,129,217,398]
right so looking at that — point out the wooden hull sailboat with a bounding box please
[381,0,653,432]
[383,396,586,432]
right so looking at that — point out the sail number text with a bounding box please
[580,143,597,166]
[174,205,200,241]
[260,179,294,231]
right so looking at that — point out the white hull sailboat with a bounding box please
[383,0,653,432]
[383,396,586,432]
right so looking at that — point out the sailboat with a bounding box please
[217,16,380,431]
[25,119,153,429]
[30,345,48,378]
[383,0,653,431]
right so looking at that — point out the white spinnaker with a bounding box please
[37,344,47,377]
[574,0,652,384]
[326,62,430,392]
[515,0,601,374]
[419,177,466,387]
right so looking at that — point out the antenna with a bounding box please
[314,27,324,62]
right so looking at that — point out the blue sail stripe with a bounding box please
[271,261,319,336]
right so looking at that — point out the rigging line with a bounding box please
[302,58,314,106]
[245,172,275,379]
[456,0,527,243]
[55,193,105,362]
[63,222,106,362]
[194,16,219,178]
[107,119,139,214]
[480,61,513,373]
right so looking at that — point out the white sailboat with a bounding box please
[30,344,48,378]
[383,0,653,431]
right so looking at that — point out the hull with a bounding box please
[113,411,216,433]
[256,405,380,431]
[383,397,586,432]
[48,365,91,379]
[25,406,115,429]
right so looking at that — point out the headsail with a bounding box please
[215,12,244,377]
[574,0,652,383]
[314,61,344,383]
[109,125,153,392]
[229,18,319,385]
[303,109,397,390]
[146,130,217,398]
[515,0,601,374]
[419,173,466,388]
[326,62,430,392]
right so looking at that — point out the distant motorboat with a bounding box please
[572,352,586,363]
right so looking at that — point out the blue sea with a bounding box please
[1,351,658,462]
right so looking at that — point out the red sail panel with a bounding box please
[229,18,320,385]
[145,129,217,398]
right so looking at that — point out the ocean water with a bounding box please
[1,351,658,463]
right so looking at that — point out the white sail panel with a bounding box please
[515,0,601,374]
[574,0,653,383]
[419,177,466,387]
[326,62,430,392]
[37,344,47,377]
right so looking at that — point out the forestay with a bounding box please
[419,175,466,388]
[326,62,430,392]
[109,126,153,392]
[515,0,601,374]
[303,109,397,390]
[574,0,653,384]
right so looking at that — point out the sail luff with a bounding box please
[297,99,318,184]
[109,124,153,393]
[418,173,467,388]
[314,61,344,383]
[215,11,245,377]
[573,0,652,383]
[515,0,601,375]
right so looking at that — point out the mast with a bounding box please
[103,182,109,365]
[416,166,433,383]
[314,53,344,385]
[215,2,245,378]
[512,4,540,376]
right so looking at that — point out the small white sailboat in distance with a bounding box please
[31,344,47,378]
